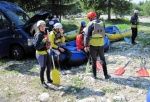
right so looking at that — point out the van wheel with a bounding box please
[11,46,24,60]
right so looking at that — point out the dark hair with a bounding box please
[48,13,53,19]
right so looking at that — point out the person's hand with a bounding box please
[59,28,64,35]
[84,47,89,52]
[46,42,50,46]
[59,47,65,52]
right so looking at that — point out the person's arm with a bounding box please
[49,32,59,49]
[84,23,93,47]
[34,33,46,51]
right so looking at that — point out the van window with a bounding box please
[5,11,30,26]
[0,12,10,30]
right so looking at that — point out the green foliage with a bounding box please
[143,1,150,16]
[4,0,76,16]
[101,87,114,93]
[112,0,132,17]
[62,21,78,33]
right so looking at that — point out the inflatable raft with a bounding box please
[105,26,131,41]
[64,30,78,41]
[66,36,110,53]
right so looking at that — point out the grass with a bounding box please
[72,77,85,87]
[0,59,10,66]
[101,87,114,93]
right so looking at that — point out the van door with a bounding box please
[0,12,12,58]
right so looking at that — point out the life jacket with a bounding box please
[33,32,49,55]
[43,34,50,49]
[131,15,139,28]
[89,21,105,46]
[91,22,105,38]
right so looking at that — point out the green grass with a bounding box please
[72,76,85,87]
[0,59,10,66]
[101,87,114,93]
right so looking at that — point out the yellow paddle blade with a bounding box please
[51,68,60,85]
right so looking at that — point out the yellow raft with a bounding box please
[105,31,131,41]
[64,30,78,41]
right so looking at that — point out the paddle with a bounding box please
[47,30,60,84]
[85,58,90,74]
[138,57,149,77]
[113,27,130,43]
[51,52,60,84]
[114,60,131,75]
[119,32,130,43]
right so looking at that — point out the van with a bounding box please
[0,1,49,60]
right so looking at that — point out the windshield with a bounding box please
[5,11,30,26]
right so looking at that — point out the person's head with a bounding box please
[54,15,57,18]
[81,21,86,27]
[54,23,63,33]
[37,20,46,32]
[48,13,53,20]
[87,11,97,21]
[134,10,139,16]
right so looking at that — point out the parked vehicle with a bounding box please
[0,1,49,60]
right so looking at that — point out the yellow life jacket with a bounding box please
[90,22,105,46]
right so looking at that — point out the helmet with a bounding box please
[81,21,86,25]
[134,10,139,13]
[37,20,46,27]
[54,23,63,29]
[48,13,53,19]
[87,11,97,19]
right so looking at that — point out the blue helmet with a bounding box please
[81,21,86,25]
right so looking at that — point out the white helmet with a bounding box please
[134,10,139,14]
[54,23,63,29]
[37,20,46,27]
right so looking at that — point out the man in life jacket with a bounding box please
[48,23,72,75]
[84,11,111,79]
[46,13,59,31]
[130,10,139,45]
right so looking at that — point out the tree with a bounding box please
[112,0,132,18]
[79,0,131,20]
[4,0,76,17]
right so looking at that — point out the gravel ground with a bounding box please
[1,22,150,101]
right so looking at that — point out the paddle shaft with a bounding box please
[123,60,132,68]
[47,30,56,69]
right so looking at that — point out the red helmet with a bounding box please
[87,11,97,19]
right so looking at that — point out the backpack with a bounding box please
[92,22,105,37]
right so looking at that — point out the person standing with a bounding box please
[84,11,111,79]
[48,23,72,75]
[46,13,59,31]
[33,20,53,89]
[130,10,139,45]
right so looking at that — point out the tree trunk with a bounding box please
[108,0,111,20]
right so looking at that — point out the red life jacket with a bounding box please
[43,34,50,49]
[76,34,84,50]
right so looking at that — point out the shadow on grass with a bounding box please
[1,56,39,77]
[59,85,105,99]
[109,76,150,89]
